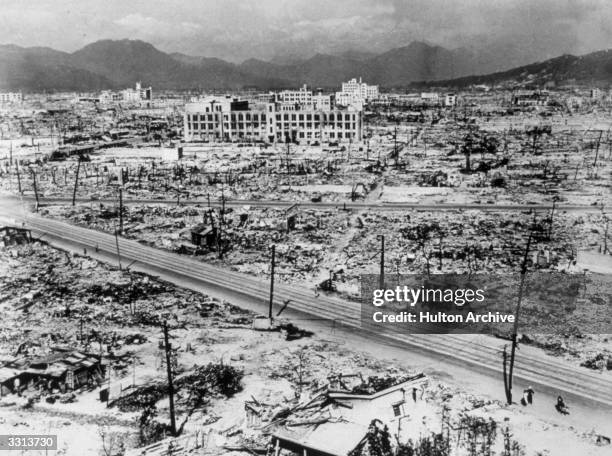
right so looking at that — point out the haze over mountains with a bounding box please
[1,39,612,92]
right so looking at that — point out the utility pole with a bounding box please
[504,231,533,404]
[269,245,276,320]
[394,126,398,167]
[118,188,123,234]
[379,235,385,289]
[218,190,225,259]
[603,215,609,254]
[15,161,22,194]
[438,233,444,270]
[114,227,122,270]
[548,199,557,240]
[593,130,603,167]
[31,169,39,212]
[72,157,82,206]
[162,322,177,436]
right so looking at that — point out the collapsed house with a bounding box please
[0,349,105,397]
[246,373,429,456]
[0,226,32,247]
[190,222,218,248]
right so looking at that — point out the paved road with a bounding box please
[4,203,611,410]
[12,195,610,213]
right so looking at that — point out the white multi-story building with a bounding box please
[0,92,22,104]
[273,85,332,111]
[335,78,379,108]
[277,84,312,105]
[312,93,332,111]
[591,88,603,99]
[341,78,379,100]
[121,82,152,103]
[420,92,440,103]
[444,93,457,107]
[99,90,122,104]
[184,96,362,144]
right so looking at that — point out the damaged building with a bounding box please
[0,349,105,397]
[245,374,429,456]
[184,95,363,144]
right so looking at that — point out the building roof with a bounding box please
[24,350,101,378]
[328,374,426,402]
[190,223,211,234]
[0,367,20,383]
[273,420,367,456]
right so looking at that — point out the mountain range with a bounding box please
[1,39,612,92]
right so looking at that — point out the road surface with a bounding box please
[12,195,610,213]
[2,200,611,415]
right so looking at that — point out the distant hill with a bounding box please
[2,39,612,92]
[239,42,498,88]
[0,44,114,91]
[413,50,612,88]
[0,40,289,92]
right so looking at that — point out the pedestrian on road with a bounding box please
[526,386,534,405]
[555,396,569,415]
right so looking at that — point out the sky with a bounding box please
[1,0,611,64]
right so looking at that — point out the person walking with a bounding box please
[525,386,534,405]
[556,396,569,415]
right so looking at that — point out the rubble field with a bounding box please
[42,203,608,284]
[1,90,612,456]
[0,243,610,455]
[2,110,611,208]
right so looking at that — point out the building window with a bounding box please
[392,401,404,417]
